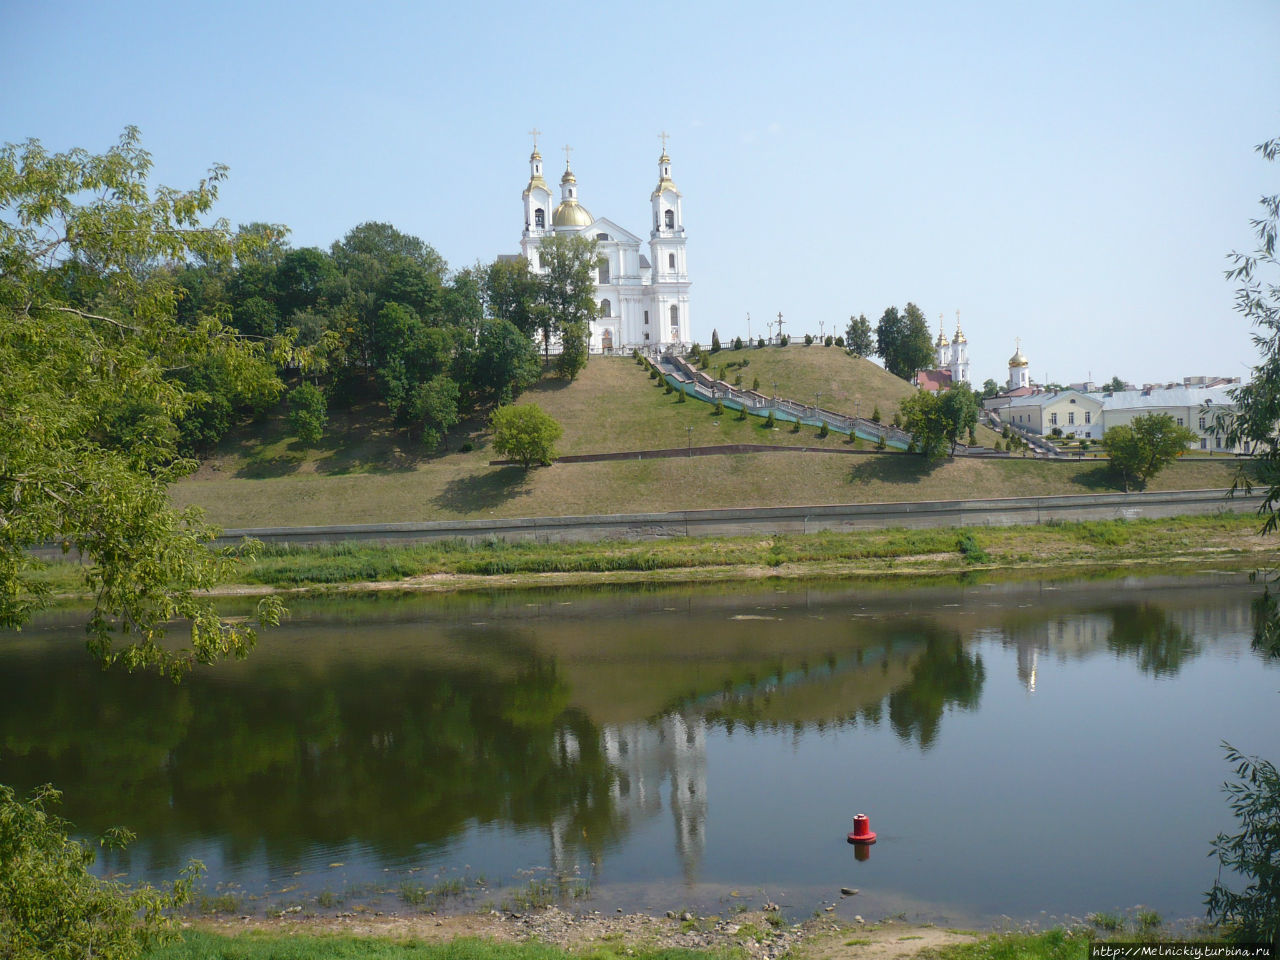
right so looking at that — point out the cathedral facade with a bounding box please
[518,139,691,354]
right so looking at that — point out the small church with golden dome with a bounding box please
[517,135,691,354]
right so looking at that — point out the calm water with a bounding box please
[2,572,1278,927]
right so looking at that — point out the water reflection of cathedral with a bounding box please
[550,715,708,881]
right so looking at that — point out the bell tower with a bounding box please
[648,132,690,346]
[520,128,552,265]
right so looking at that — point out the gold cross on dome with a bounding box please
[563,144,573,167]
[659,130,670,152]
[528,127,542,150]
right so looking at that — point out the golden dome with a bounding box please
[553,198,594,227]
[935,330,950,347]
[954,326,967,344]
[1009,348,1028,367]
[560,167,576,185]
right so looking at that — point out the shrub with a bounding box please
[733,373,743,386]
[835,336,845,346]
[736,405,747,421]
[871,405,881,424]
[664,382,674,394]
[824,335,834,346]
[459,441,474,453]
[713,400,724,416]
[765,410,776,429]
[752,376,760,391]
[732,336,743,350]
[804,333,814,345]
[490,403,562,467]
[818,422,829,438]
[648,368,658,379]
[876,433,887,451]
[957,532,990,564]
[993,439,1003,452]
[676,389,686,403]
[711,329,721,352]
[757,337,766,348]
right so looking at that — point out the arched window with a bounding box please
[664,209,674,229]
[600,298,611,316]
[598,260,610,284]
[668,253,675,269]
[534,208,545,228]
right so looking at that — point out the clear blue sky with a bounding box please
[3,0,1277,386]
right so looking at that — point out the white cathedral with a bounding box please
[517,137,691,354]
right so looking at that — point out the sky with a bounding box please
[3,0,1278,387]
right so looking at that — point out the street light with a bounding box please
[686,426,693,456]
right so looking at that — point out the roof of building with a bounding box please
[915,369,953,392]
[1098,385,1236,410]
[553,198,594,227]
[1004,388,1100,409]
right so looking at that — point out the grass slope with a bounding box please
[172,353,1243,527]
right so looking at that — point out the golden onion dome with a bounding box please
[523,173,550,197]
[1009,348,1028,367]
[954,326,967,344]
[935,330,950,347]
[553,198,594,227]
[561,167,576,185]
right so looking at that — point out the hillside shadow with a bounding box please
[235,455,303,479]
[431,467,535,513]
[848,454,946,486]
[1070,465,1122,492]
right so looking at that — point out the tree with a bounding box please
[1217,138,1280,528]
[464,316,540,404]
[482,256,542,337]
[1206,745,1280,947]
[1106,375,1127,393]
[940,384,981,454]
[0,128,288,673]
[981,378,1001,399]
[875,303,933,380]
[407,375,460,449]
[845,313,874,357]
[534,233,598,363]
[287,382,328,445]
[710,328,721,352]
[490,403,562,467]
[1101,413,1196,491]
[556,319,589,380]
[898,392,949,457]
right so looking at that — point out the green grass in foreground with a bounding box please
[222,512,1265,587]
[918,929,1089,959]
[146,931,734,959]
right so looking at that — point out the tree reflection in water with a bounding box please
[1105,604,1198,677]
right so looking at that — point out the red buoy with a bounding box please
[847,814,877,844]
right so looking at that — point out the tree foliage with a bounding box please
[490,403,562,468]
[287,382,327,445]
[1217,138,1280,529]
[0,784,201,960]
[939,384,981,454]
[533,233,598,368]
[1101,413,1196,491]
[0,128,288,673]
[898,392,949,457]
[875,303,933,380]
[1206,744,1280,947]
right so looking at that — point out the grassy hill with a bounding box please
[171,349,1243,527]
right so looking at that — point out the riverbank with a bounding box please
[34,512,1273,601]
[160,908,1206,959]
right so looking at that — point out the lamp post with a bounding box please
[687,426,693,456]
